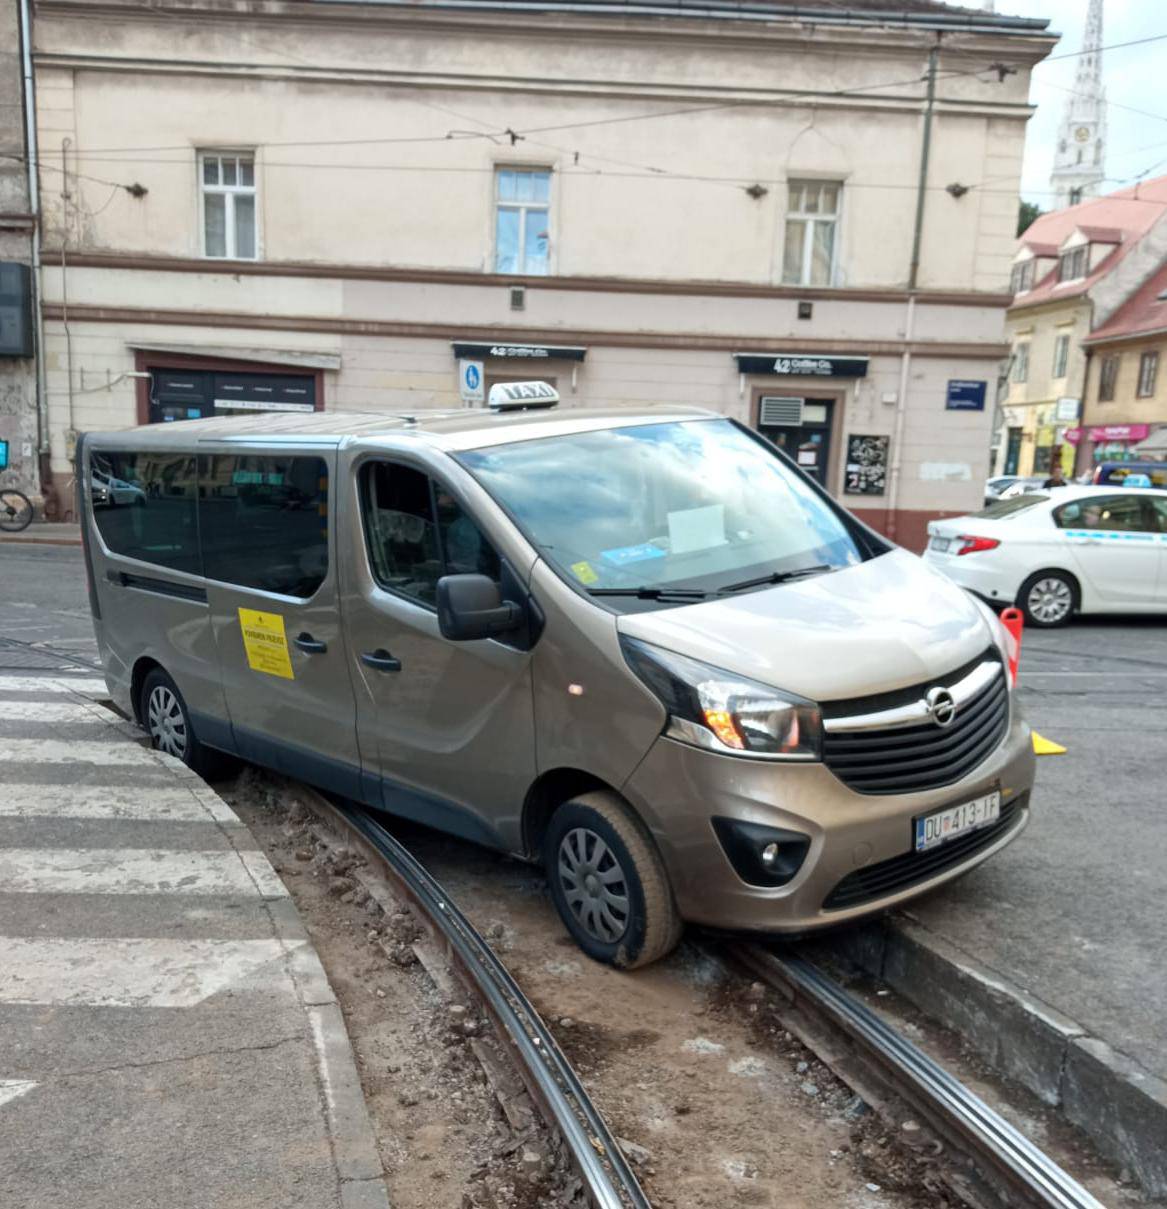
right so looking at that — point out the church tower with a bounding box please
[1050,0,1107,209]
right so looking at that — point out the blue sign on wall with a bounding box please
[946,379,987,411]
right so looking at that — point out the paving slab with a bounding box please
[0,675,390,1209]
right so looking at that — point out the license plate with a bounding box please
[929,536,951,553]
[915,790,1001,852]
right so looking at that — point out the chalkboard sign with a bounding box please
[844,434,889,495]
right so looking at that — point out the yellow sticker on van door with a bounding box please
[238,608,295,680]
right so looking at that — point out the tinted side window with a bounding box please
[90,450,199,574]
[1054,495,1149,533]
[361,462,499,606]
[1151,497,1167,534]
[201,455,329,597]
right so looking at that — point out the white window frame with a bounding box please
[1011,260,1035,295]
[199,150,258,261]
[1012,343,1030,384]
[1052,333,1070,379]
[494,167,551,276]
[1137,351,1159,398]
[782,179,843,287]
[1058,245,1087,283]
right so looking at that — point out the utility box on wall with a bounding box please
[0,263,33,359]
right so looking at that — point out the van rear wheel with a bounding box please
[544,791,682,969]
[140,668,222,778]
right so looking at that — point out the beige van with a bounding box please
[80,386,1035,967]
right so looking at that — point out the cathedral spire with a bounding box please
[1050,0,1107,210]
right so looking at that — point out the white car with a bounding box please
[923,486,1167,626]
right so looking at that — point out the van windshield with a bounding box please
[456,419,868,600]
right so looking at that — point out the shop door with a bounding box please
[1004,428,1022,476]
[758,397,834,486]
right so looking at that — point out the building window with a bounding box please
[1137,351,1159,398]
[1010,261,1035,295]
[1052,333,1070,379]
[782,180,841,286]
[495,168,550,275]
[1011,343,1030,384]
[1069,187,1083,205]
[1058,245,1087,282]
[200,152,257,260]
[1098,355,1119,402]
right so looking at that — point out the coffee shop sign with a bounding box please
[774,356,833,375]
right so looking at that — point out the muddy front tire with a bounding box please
[544,791,682,969]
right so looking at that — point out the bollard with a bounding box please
[999,607,1023,686]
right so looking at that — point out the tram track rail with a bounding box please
[728,943,1107,1209]
[285,783,651,1209]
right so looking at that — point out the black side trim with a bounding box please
[188,709,238,756]
[107,570,208,603]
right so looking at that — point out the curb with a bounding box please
[0,535,83,547]
[819,916,1167,1197]
[72,696,392,1209]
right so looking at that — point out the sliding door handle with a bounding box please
[293,633,328,654]
[361,648,402,673]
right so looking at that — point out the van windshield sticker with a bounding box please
[570,560,599,585]
[667,504,726,555]
[238,608,295,679]
[600,542,667,567]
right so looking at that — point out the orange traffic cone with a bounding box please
[1000,607,1023,686]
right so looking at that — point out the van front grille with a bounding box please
[822,795,1026,910]
[821,660,1009,795]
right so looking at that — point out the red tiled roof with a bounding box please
[1023,242,1060,257]
[1076,225,1124,244]
[1012,175,1167,309]
[1085,259,1167,345]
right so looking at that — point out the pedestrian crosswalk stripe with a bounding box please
[0,676,108,695]
[0,784,240,823]
[0,1081,38,1110]
[0,702,115,722]
[0,739,153,765]
[0,938,299,1007]
[0,849,288,899]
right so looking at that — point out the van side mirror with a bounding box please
[436,574,522,641]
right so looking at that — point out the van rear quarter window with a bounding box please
[90,451,199,573]
[200,454,329,597]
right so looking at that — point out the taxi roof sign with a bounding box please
[488,381,560,411]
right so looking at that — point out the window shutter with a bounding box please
[759,396,804,427]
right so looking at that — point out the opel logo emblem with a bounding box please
[926,686,957,728]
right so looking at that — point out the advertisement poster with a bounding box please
[844,434,889,495]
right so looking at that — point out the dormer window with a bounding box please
[1011,260,1035,294]
[1058,246,1088,282]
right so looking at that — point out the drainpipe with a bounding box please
[886,41,938,541]
[18,0,48,479]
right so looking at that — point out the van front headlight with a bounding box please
[620,637,821,760]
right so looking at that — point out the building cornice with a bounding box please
[40,301,1009,360]
[45,251,1013,309]
[1082,325,1167,349]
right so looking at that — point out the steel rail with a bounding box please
[325,797,650,1209]
[731,944,1105,1209]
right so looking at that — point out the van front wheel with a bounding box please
[544,792,682,969]
[140,668,220,778]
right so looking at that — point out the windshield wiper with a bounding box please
[717,564,834,594]
[587,586,709,600]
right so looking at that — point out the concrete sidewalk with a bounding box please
[0,674,389,1209]
[0,522,81,546]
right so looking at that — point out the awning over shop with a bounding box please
[734,352,869,378]
[451,342,587,362]
[1132,426,1167,456]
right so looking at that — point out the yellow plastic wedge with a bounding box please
[1032,731,1067,756]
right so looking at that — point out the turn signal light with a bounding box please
[956,535,1001,556]
[703,708,745,750]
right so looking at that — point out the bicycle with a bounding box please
[0,477,35,533]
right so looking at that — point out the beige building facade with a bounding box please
[29,0,1055,544]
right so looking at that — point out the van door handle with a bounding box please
[294,633,328,654]
[361,648,402,673]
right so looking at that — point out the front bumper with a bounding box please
[621,704,1034,932]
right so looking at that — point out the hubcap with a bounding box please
[147,686,188,758]
[557,827,630,944]
[1028,577,1072,624]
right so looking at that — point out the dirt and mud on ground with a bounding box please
[225,768,961,1209]
[224,771,585,1209]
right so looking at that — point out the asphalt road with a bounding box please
[3,542,1164,1078]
